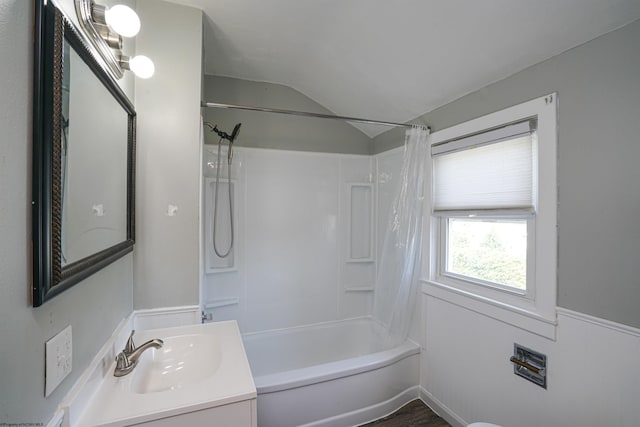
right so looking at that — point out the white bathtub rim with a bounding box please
[242,315,376,338]
[255,340,420,394]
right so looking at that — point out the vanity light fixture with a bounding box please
[120,55,155,79]
[75,0,154,80]
[92,4,141,38]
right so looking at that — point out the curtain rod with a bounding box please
[202,101,429,130]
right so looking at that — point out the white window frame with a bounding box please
[422,94,558,339]
[438,214,534,296]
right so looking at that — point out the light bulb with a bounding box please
[105,5,140,38]
[129,55,155,79]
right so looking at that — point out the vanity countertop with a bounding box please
[75,321,256,427]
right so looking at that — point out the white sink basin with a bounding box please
[131,333,223,394]
[76,321,256,427]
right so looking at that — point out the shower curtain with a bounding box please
[373,126,430,348]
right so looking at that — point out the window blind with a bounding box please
[433,121,535,212]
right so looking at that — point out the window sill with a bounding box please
[421,279,557,340]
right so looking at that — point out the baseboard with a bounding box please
[299,385,421,427]
[419,386,467,427]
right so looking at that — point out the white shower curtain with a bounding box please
[373,126,430,348]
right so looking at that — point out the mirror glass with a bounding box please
[61,41,129,265]
[32,0,135,306]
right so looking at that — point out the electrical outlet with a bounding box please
[45,325,72,397]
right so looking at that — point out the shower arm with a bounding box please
[205,122,231,141]
[204,121,241,145]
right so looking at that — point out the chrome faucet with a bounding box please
[114,330,164,377]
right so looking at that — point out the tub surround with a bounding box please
[201,147,380,332]
[201,146,412,337]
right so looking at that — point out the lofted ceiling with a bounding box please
[168,0,640,137]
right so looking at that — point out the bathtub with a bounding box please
[242,317,421,427]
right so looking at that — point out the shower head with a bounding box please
[230,123,241,143]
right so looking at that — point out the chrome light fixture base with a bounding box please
[75,0,125,79]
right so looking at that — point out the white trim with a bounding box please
[419,387,466,427]
[423,280,557,340]
[198,121,205,320]
[425,93,558,335]
[46,409,65,427]
[133,305,200,330]
[429,94,554,145]
[437,215,534,299]
[557,307,640,338]
[133,305,200,318]
[204,297,241,309]
[432,119,533,156]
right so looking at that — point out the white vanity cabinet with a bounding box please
[133,399,257,427]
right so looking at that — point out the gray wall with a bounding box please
[374,19,640,328]
[133,0,203,309]
[0,1,133,423]
[203,76,372,154]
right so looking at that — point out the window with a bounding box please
[433,120,536,295]
[444,217,529,292]
[424,94,557,339]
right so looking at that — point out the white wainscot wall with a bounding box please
[421,293,640,427]
[202,147,394,333]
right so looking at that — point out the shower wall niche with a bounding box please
[204,177,237,272]
[346,183,374,263]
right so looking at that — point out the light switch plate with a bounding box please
[45,325,72,397]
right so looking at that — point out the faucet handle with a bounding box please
[124,330,136,354]
[114,351,134,377]
[115,352,130,368]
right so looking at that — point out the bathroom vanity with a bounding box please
[75,321,256,427]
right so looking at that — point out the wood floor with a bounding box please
[361,400,451,427]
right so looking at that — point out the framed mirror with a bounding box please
[32,0,136,306]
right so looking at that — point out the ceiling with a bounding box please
[169,0,640,137]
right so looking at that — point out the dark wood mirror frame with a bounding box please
[32,0,136,306]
